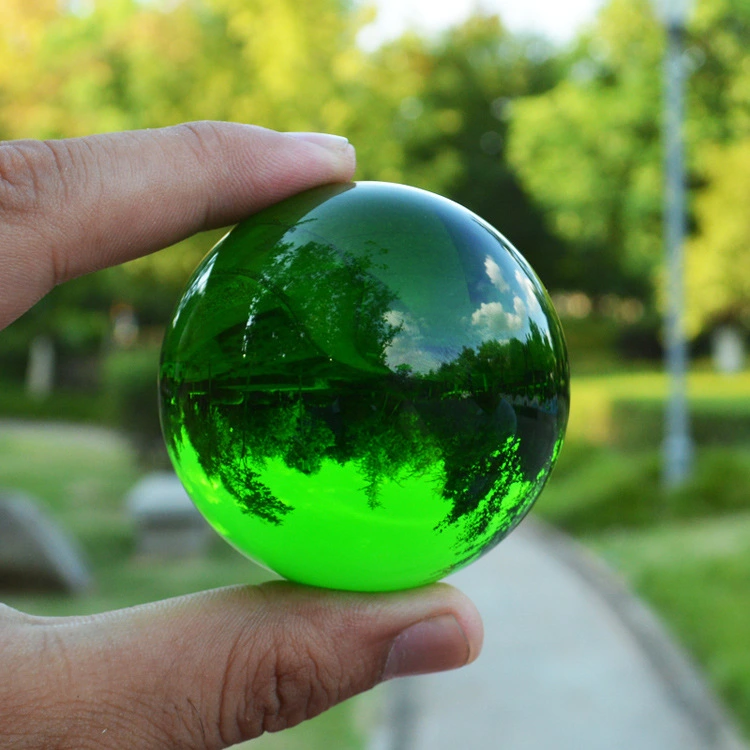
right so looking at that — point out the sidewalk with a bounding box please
[369,519,747,750]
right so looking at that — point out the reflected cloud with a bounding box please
[515,269,542,317]
[384,309,445,373]
[485,256,510,293]
[471,296,525,339]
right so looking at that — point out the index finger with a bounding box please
[0,122,356,329]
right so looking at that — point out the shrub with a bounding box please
[101,346,168,468]
[611,399,750,448]
[538,443,750,534]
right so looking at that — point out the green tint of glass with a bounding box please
[159,182,569,591]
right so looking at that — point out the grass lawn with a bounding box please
[0,421,370,750]
[588,515,750,733]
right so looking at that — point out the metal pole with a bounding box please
[662,21,693,487]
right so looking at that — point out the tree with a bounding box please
[682,0,750,333]
[507,0,663,301]
[360,16,567,287]
[507,0,750,332]
[685,140,750,334]
[0,0,380,370]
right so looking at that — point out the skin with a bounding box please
[0,122,483,750]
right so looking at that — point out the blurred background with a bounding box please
[1,0,750,746]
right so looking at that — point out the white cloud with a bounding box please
[485,256,510,293]
[471,296,525,338]
[515,269,542,316]
[384,309,443,373]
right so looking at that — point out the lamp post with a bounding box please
[653,0,694,487]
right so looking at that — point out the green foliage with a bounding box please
[101,345,166,465]
[539,443,750,533]
[566,367,750,446]
[367,16,566,285]
[0,0,369,139]
[538,365,750,535]
[537,446,663,531]
[0,380,107,423]
[675,447,750,515]
[690,0,750,142]
[686,140,750,334]
[506,0,750,332]
[0,274,112,365]
[610,397,750,448]
[0,0,387,350]
[676,0,750,335]
[507,0,663,299]
[3,0,750,347]
[1,0,573,362]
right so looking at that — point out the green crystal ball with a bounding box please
[159,181,569,591]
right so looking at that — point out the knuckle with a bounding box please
[172,121,228,225]
[0,140,50,216]
[218,629,343,742]
[0,138,85,286]
[0,139,79,217]
[175,120,226,164]
[254,641,341,735]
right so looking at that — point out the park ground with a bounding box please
[2,345,750,748]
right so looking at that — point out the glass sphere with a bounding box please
[159,182,569,591]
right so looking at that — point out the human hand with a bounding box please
[0,123,483,749]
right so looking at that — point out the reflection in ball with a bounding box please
[159,182,569,591]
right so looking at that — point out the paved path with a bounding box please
[370,519,747,750]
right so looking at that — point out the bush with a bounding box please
[611,399,750,448]
[101,346,168,468]
[539,448,664,533]
[538,443,750,534]
[616,319,663,361]
[671,448,750,517]
[0,379,106,423]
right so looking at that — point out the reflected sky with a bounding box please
[172,252,218,326]
[384,244,557,372]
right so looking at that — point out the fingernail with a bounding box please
[287,132,351,151]
[382,614,471,681]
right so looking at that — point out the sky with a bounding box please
[357,0,606,50]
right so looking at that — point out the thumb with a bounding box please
[5,582,483,749]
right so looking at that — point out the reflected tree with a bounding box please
[162,235,567,533]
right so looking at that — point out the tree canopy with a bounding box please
[507,0,750,333]
[2,0,750,348]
